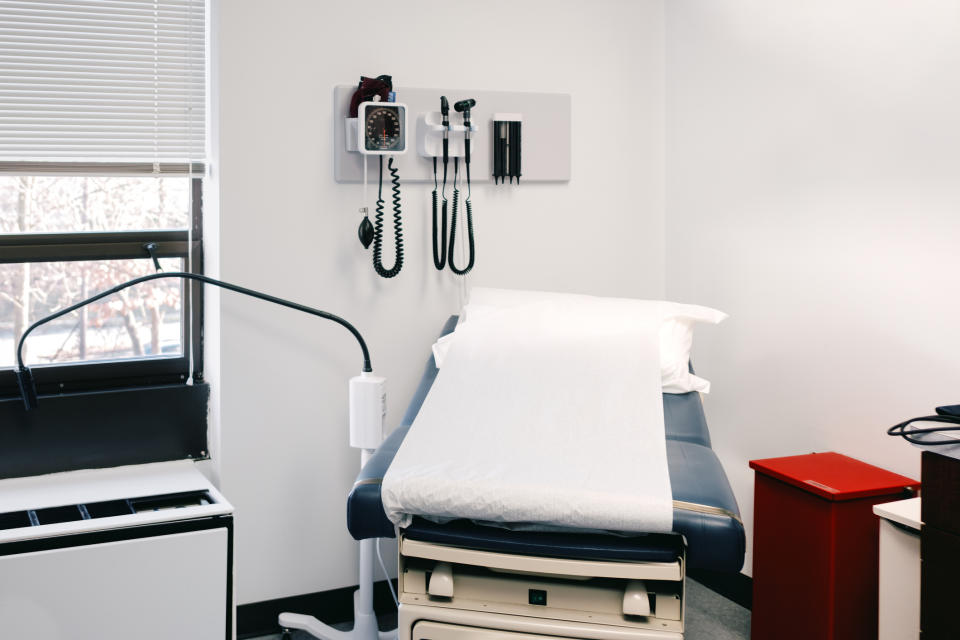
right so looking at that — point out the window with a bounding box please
[0,0,206,400]
[0,176,203,396]
[0,1,208,477]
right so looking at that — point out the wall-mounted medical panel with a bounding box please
[334,86,570,184]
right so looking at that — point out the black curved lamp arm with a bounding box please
[14,271,373,410]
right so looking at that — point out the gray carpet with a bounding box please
[684,578,750,639]
[254,578,749,639]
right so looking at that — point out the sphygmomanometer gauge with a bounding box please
[365,107,400,149]
[359,103,407,155]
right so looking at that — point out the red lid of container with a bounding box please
[749,452,919,501]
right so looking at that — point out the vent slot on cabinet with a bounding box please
[130,491,211,513]
[0,511,33,530]
[0,490,214,532]
[85,500,134,519]
[34,505,85,525]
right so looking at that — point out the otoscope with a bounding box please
[432,96,450,270]
[448,98,476,275]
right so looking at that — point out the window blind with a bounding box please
[0,0,205,173]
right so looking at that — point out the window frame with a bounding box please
[0,176,204,400]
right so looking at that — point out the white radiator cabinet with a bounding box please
[0,461,234,640]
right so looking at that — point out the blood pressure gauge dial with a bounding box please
[358,102,407,155]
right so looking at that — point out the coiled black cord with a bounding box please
[373,156,403,278]
[448,158,475,275]
[431,157,446,269]
[888,415,960,445]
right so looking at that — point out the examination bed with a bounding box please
[346,316,744,638]
[348,316,744,572]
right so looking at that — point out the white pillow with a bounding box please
[433,289,726,394]
[658,302,727,393]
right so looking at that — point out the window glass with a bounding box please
[0,176,190,234]
[0,257,183,368]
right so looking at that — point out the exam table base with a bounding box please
[397,534,685,640]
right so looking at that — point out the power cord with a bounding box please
[431,156,446,270]
[447,97,477,276]
[376,538,399,608]
[888,413,960,445]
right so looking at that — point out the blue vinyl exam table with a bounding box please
[347,317,745,640]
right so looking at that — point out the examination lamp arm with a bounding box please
[14,271,373,410]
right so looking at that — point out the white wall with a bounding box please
[666,0,960,575]
[216,0,666,604]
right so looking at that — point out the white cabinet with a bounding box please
[0,462,234,640]
[873,497,921,640]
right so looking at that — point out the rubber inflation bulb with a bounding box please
[358,217,374,249]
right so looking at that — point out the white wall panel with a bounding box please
[666,0,960,575]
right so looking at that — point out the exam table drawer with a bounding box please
[402,562,682,624]
[404,611,683,640]
[413,621,579,640]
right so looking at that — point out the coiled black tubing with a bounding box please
[448,158,475,275]
[431,157,446,270]
[373,155,404,278]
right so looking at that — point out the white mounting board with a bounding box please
[333,85,571,184]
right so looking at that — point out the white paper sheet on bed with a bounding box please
[381,294,674,534]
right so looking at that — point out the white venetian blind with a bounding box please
[0,0,205,171]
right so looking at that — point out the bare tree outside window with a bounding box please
[0,176,191,369]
